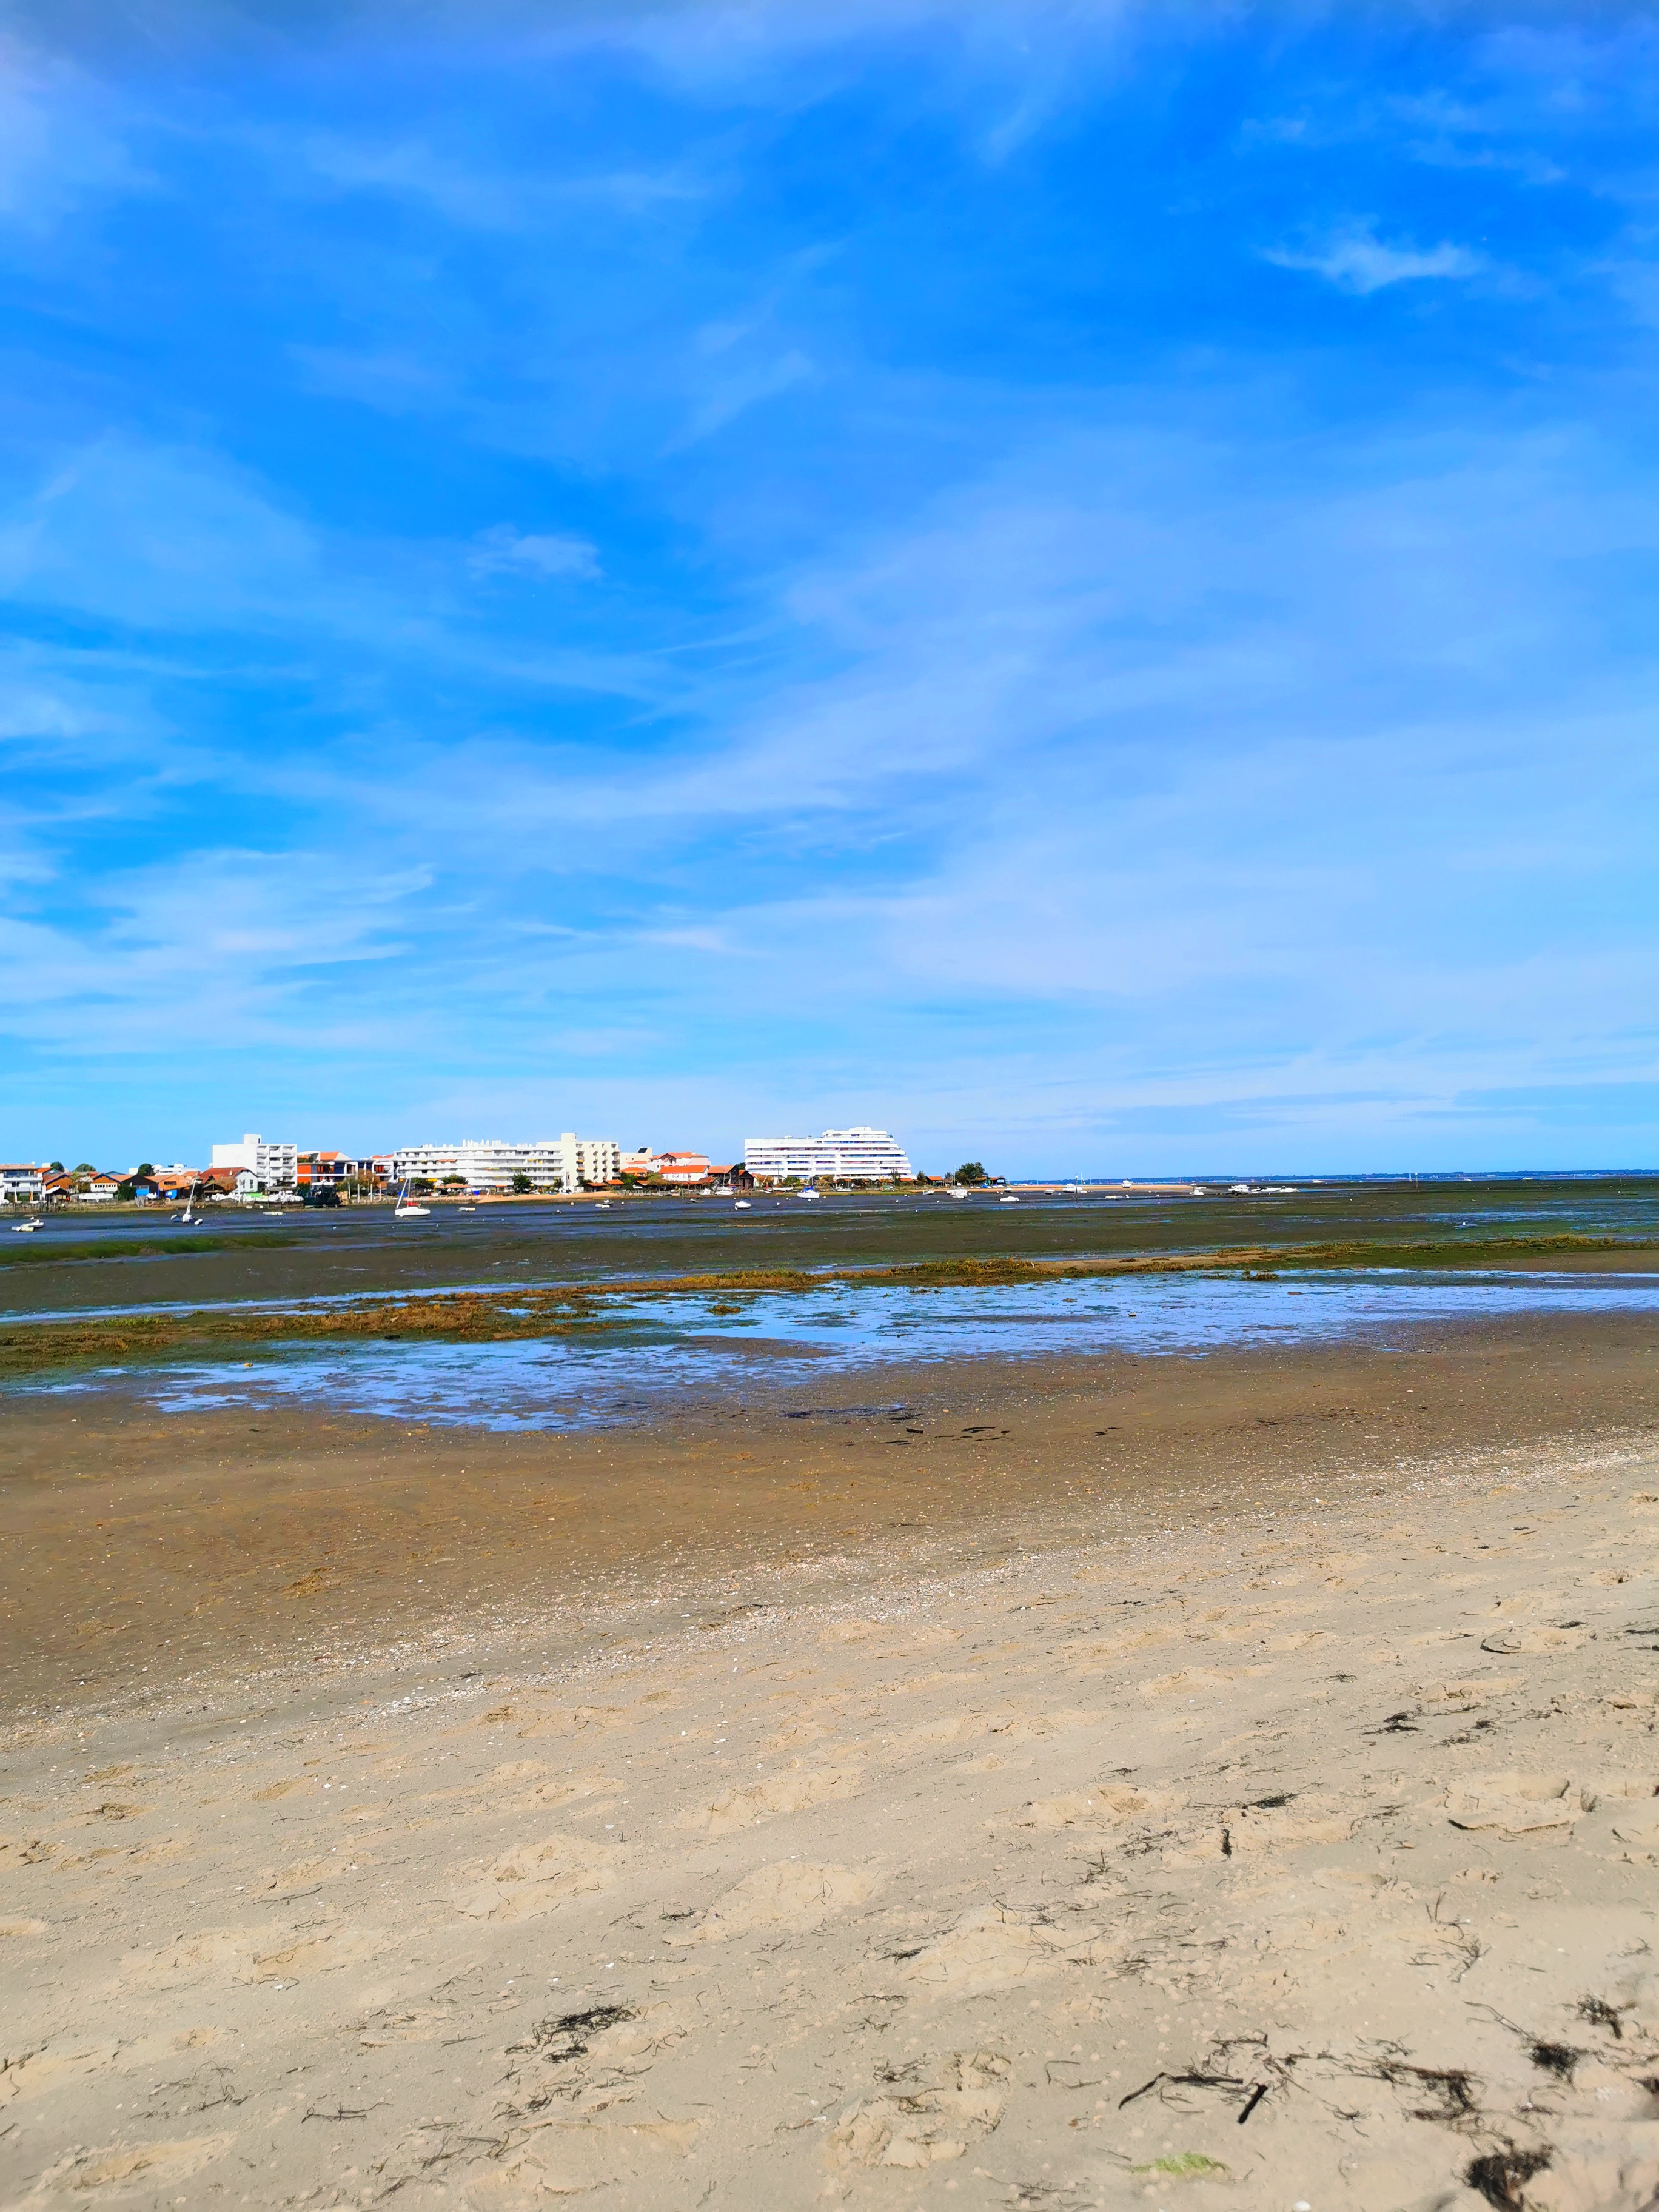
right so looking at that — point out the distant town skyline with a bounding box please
[4,5,1655,1173]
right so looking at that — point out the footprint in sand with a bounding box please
[666,1860,879,1944]
[826,2053,1009,2171]
[512,1702,636,1740]
[0,2042,120,2112]
[1165,1800,1357,1863]
[1446,1772,1578,1834]
[1064,1626,1184,1668]
[116,1927,272,1994]
[248,1925,387,1981]
[251,1775,315,1803]
[1487,1625,1594,1655]
[1419,1674,1525,1703]
[455,1832,622,1921]
[888,1707,1098,1758]
[261,1851,375,1895]
[1138,1664,1258,1698]
[462,2117,699,2205]
[30,2133,233,2199]
[819,1621,960,1655]
[676,1764,863,1835]
[1014,1781,1178,1831]
[117,1920,387,1993]
[898,1905,1102,1997]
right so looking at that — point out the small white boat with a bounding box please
[595,1200,611,1209]
[999,1194,1019,1204]
[735,1199,751,1210]
[950,1187,969,1199]
[800,1188,820,1200]
[394,1179,430,1219]
[11,1217,40,1233]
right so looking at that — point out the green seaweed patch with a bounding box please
[0,1232,298,1267]
[0,1232,1651,1379]
[1131,2154,1230,2179]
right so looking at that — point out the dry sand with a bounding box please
[3,1319,1658,2212]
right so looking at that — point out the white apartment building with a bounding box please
[210,1133,298,1189]
[744,1127,913,1183]
[389,1134,620,1195]
[0,1164,45,1202]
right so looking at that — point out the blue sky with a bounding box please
[2,1,1657,1174]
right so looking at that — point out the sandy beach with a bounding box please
[3,1312,1658,2211]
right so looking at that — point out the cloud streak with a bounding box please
[469,525,602,580]
[1264,224,1486,293]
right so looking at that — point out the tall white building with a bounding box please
[744,1127,913,1182]
[210,1133,298,1189]
[389,1135,620,1194]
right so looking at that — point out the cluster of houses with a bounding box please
[0,1124,924,1212]
[1,1128,917,1205]
[0,1161,267,1205]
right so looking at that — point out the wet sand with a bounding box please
[5,1310,1658,1716]
[3,1313,1658,2210]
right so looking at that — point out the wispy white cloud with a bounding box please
[468,524,601,580]
[297,133,530,228]
[1264,223,1486,294]
[294,129,711,226]
[0,39,150,232]
[0,438,671,703]
[0,437,324,629]
[668,344,816,447]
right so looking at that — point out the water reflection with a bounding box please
[29,1267,1659,1431]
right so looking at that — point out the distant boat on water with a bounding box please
[394,1181,430,1219]
[735,1199,751,1209]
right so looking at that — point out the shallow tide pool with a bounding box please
[21,1267,1659,1430]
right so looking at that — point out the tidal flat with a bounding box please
[1,1175,1656,1386]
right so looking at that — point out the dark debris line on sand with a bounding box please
[0,1233,1647,1379]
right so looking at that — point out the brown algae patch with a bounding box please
[0,1233,1646,1379]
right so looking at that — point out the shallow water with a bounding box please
[26,1267,1659,1431]
[7,1173,1657,1322]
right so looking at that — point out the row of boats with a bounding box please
[9,1179,1024,1233]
